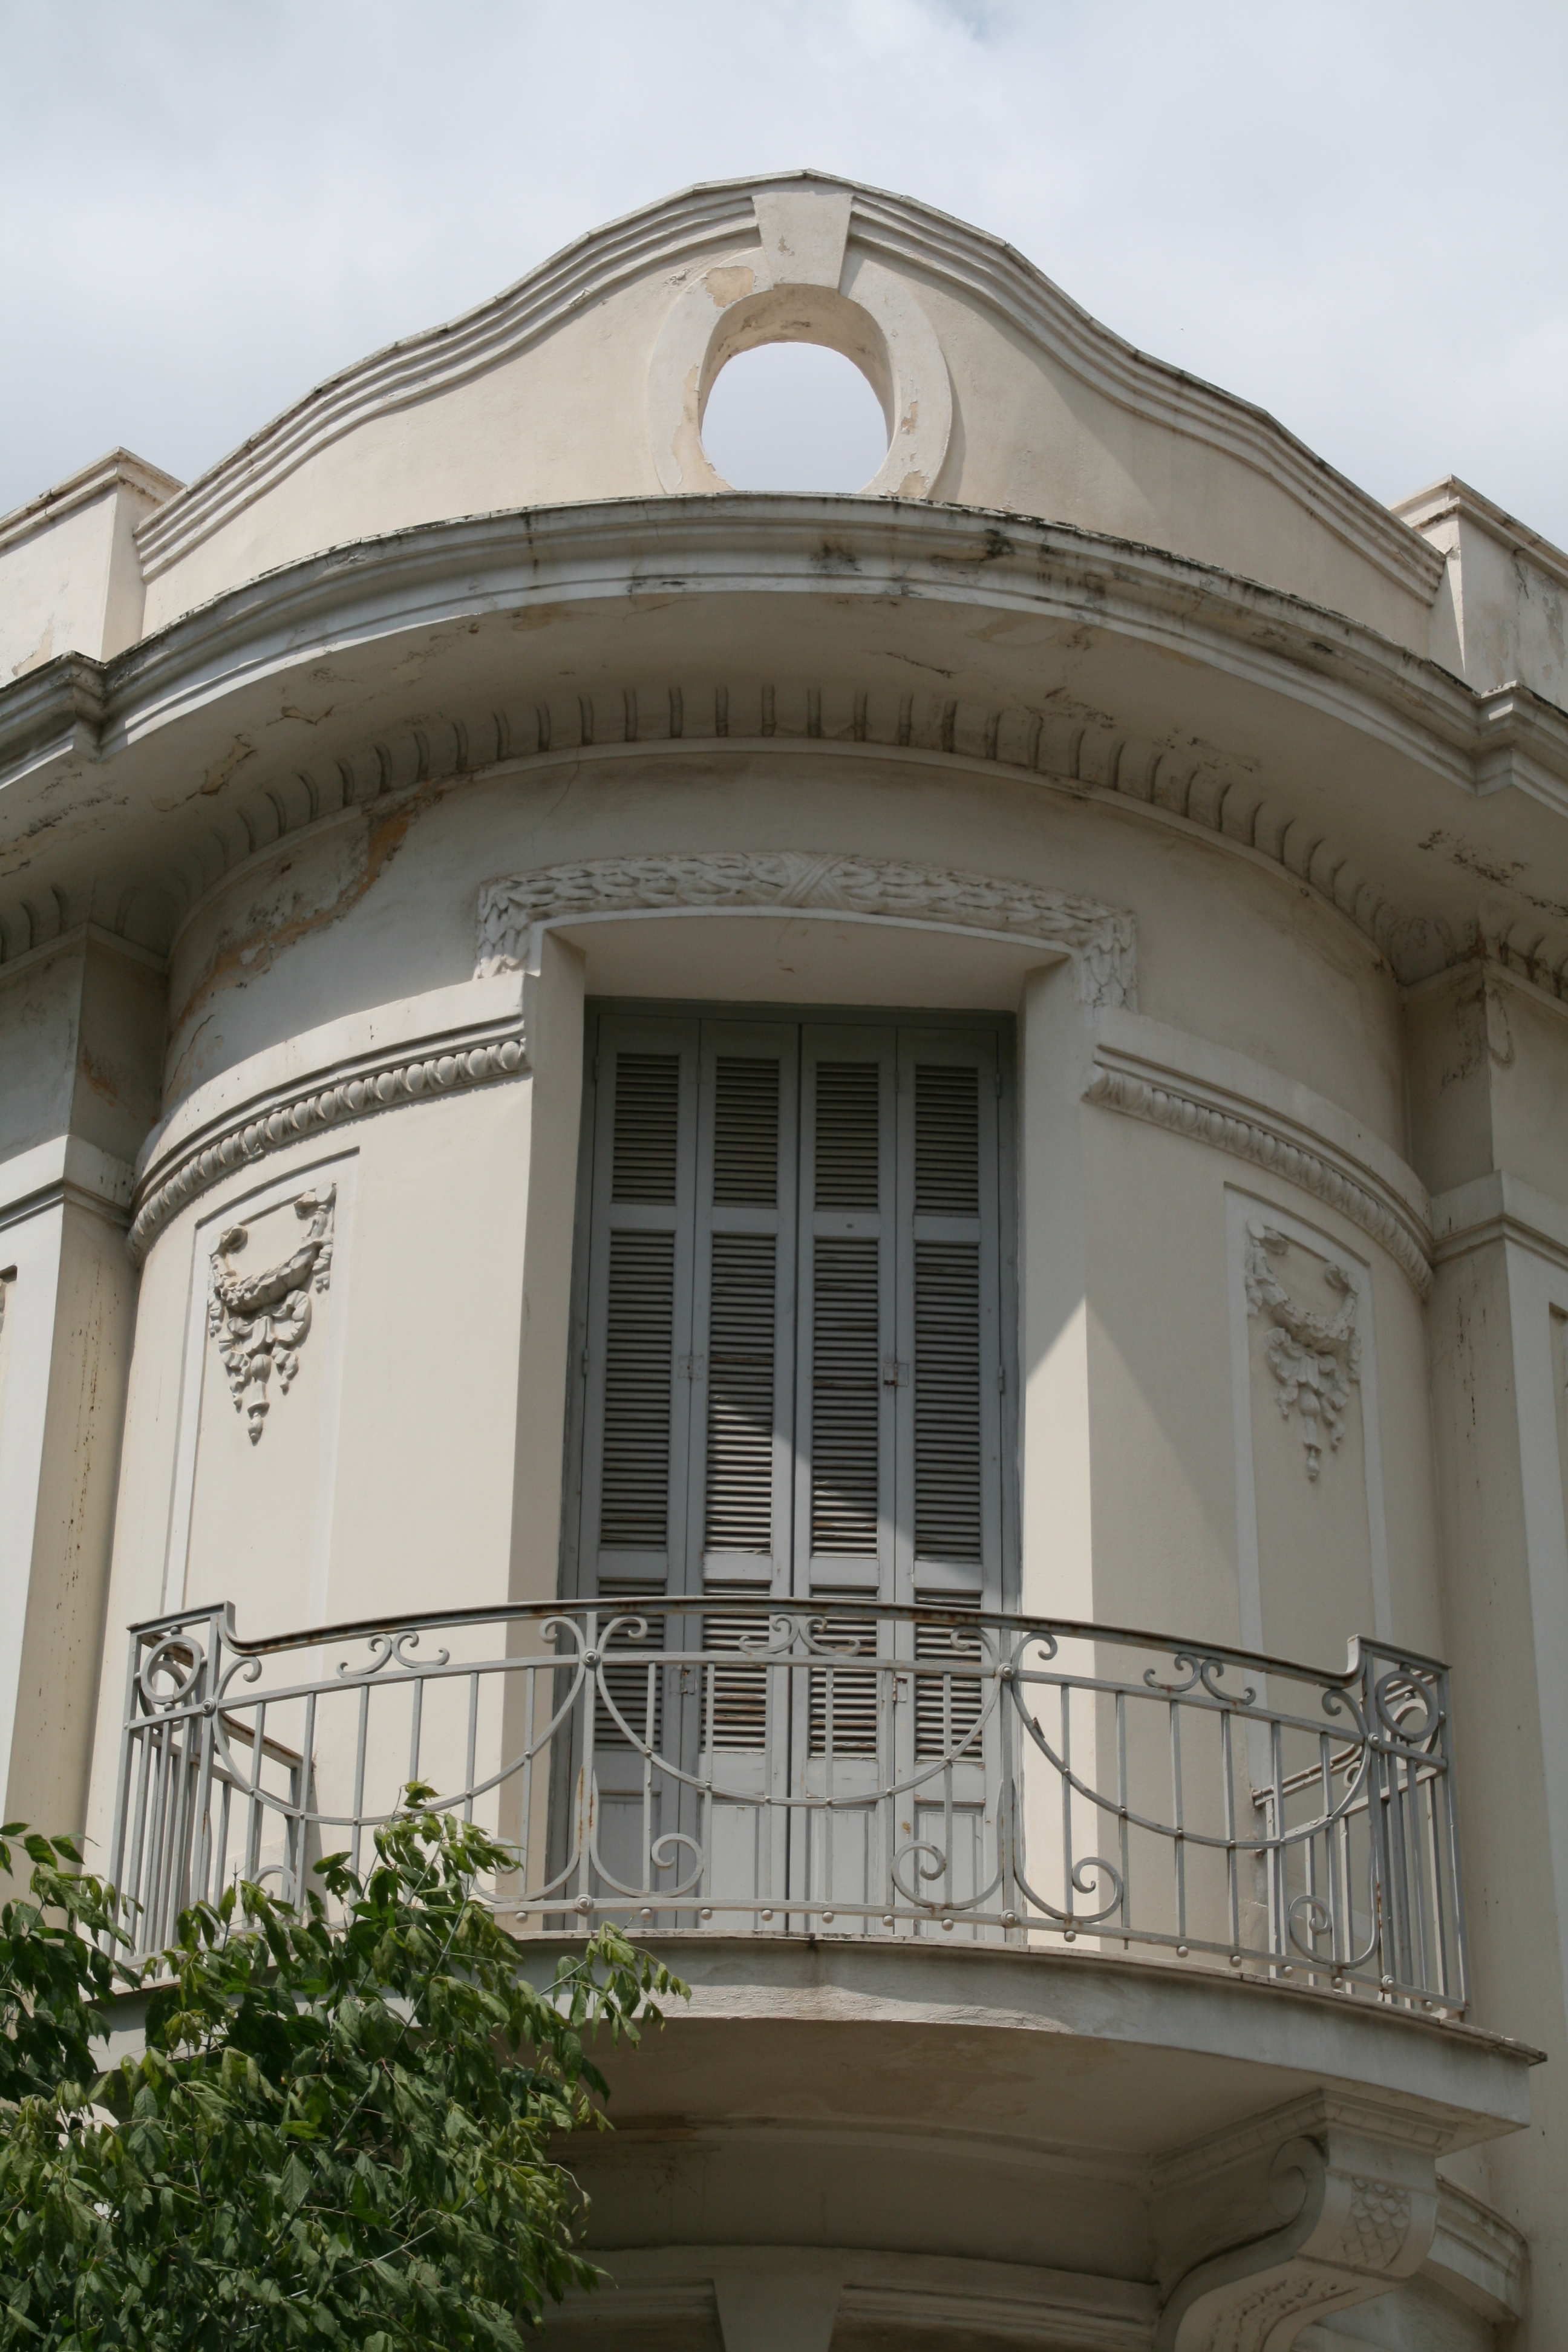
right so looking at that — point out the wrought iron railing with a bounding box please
[108,1598,1468,2013]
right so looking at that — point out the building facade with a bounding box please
[1,174,1566,2346]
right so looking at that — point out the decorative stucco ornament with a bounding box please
[476,851,1136,1008]
[207,1187,336,1443]
[1243,1221,1361,1480]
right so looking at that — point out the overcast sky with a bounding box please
[4,1,1566,546]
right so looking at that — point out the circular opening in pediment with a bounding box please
[701,340,890,494]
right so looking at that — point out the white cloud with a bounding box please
[2,0,1565,547]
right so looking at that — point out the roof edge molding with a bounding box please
[0,449,183,558]
[129,171,1444,607]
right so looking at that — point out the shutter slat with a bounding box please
[704,1612,770,1749]
[915,1063,979,1213]
[713,1057,780,1203]
[814,1062,880,1207]
[914,1239,982,1561]
[612,1053,681,1201]
[810,1238,881,1556]
[915,1596,984,1759]
[809,1617,880,1756]
[704,1233,777,1555]
[599,1229,674,1552]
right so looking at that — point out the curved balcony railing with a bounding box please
[109,1597,1468,2014]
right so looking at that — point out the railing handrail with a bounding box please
[128,1592,1448,1691]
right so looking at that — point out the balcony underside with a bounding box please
[526,1934,1532,2349]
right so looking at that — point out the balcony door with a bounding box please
[564,1007,1012,1922]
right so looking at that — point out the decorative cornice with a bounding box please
[0,1135,135,1237]
[1085,1050,1434,1298]
[1394,473,1568,599]
[0,448,182,557]
[5,501,1567,992]
[128,1018,527,1265]
[477,851,1137,1008]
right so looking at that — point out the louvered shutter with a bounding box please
[894,1028,1004,1607]
[579,1019,699,1590]
[794,1029,897,1597]
[686,1024,798,1596]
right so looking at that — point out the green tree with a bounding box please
[0,1798,682,2348]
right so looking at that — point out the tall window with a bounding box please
[566,1010,1014,1612]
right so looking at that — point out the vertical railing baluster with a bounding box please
[125,1719,154,1956]
[1059,1683,1074,1924]
[351,1680,370,1880]
[1169,1696,1186,1949]
[699,1641,716,1925]
[408,1673,424,1795]
[296,1691,317,1911]
[463,1672,479,1826]
[517,1665,536,1904]
[1221,1707,1238,1955]
[942,1650,955,1916]
[108,1633,145,1945]
[1269,1716,1287,1968]
[1116,1687,1131,1940]
[577,1610,598,1912]
[245,1700,267,1883]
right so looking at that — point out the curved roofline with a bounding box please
[132,170,1443,604]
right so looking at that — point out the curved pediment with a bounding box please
[131,171,1442,645]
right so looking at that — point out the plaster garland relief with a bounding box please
[1243,1221,1361,1481]
[208,1187,335,1444]
[475,852,1137,1008]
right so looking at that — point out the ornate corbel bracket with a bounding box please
[1154,2105,1440,2352]
[1244,1221,1361,1480]
[207,1187,336,1443]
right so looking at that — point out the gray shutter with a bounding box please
[580,1019,699,1589]
[687,1025,798,1595]
[895,1028,1003,1608]
[794,1029,897,1597]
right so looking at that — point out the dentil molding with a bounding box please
[1084,1039,1434,1299]
[128,1020,526,1265]
[476,851,1137,1008]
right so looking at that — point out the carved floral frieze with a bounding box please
[208,1187,336,1443]
[1244,1221,1361,1481]
[475,851,1137,1008]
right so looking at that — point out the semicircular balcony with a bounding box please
[111,1594,1529,2350]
